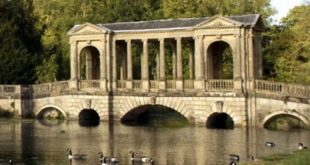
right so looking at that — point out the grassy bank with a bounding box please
[245,150,310,165]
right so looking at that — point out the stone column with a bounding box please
[189,41,194,80]
[172,42,177,80]
[112,39,117,89]
[142,39,149,90]
[100,39,107,91]
[233,33,242,92]
[194,36,205,90]
[156,51,160,80]
[257,36,263,78]
[159,38,166,90]
[248,32,255,90]
[106,34,112,91]
[69,41,78,89]
[126,39,133,89]
[120,44,127,81]
[86,50,92,80]
[176,37,183,90]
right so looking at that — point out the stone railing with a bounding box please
[0,85,21,98]
[166,80,176,90]
[184,80,194,89]
[117,80,126,89]
[133,80,141,90]
[80,80,100,89]
[255,80,310,98]
[32,83,52,94]
[52,81,69,92]
[206,79,234,91]
[150,80,158,90]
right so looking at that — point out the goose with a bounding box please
[98,152,119,165]
[265,141,276,148]
[229,161,237,165]
[298,143,308,150]
[229,154,240,162]
[66,148,87,160]
[129,151,154,164]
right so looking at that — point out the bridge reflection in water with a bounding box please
[0,119,309,165]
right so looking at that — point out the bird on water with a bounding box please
[298,143,308,150]
[98,152,119,165]
[229,154,240,162]
[265,141,276,148]
[66,148,87,160]
[129,151,155,164]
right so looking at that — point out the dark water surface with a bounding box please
[0,119,309,165]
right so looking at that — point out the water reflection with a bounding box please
[0,119,309,165]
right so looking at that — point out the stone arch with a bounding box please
[78,108,100,126]
[118,97,192,122]
[262,110,310,127]
[78,45,101,80]
[35,105,67,119]
[205,39,234,79]
[206,112,234,129]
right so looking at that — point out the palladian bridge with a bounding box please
[0,14,309,128]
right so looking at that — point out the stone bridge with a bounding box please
[0,14,309,128]
[0,79,309,128]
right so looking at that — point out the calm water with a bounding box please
[0,119,309,165]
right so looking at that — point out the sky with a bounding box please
[270,0,305,23]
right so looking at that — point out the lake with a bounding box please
[0,119,309,165]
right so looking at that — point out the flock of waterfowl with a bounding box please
[2,142,307,165]
[67,148,154,165]
[229,142,308,165]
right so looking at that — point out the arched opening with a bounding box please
[206,41,233,79]
[78,109,100,127]
[206,113,234,129]
[36,107,65,126]
[121,105,189,128]
[80,46,100,80]
[264,114,307,130]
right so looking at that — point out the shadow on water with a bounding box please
[78,109,100,127]
[121,105,190,128]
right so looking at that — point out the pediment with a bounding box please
[68,23,109,35]
[195,15,242,29]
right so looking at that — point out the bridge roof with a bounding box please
[68,14,263,34]
[99,14,260,31]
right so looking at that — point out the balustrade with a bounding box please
[150,80,158,90]
[183,80,194,89]
[117,80,126,89]
[80,80,100,89]
[206,80,234,91]
[255,80,310,98]
[132,80,141,90]
[166,80,176,89]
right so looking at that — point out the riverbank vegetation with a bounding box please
[0,0,309,85]
[245,150,310,165]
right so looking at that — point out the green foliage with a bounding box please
[263,4,310,84]
[0,0,42,84]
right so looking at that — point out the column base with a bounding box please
[100,79,107,92]
[176,80,183,91]
[126,80,133,89]
[142,80,149,91]
[69,80,78,90]
[234,79,243,93]
[194,80,205,90]
[158,80,166,90]
[112,81,117,90]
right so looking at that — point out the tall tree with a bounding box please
[263,3,310,84]
[0,0,42,84]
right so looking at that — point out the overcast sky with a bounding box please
[270,0,305,23]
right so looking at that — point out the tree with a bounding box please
[0,0,42,84]
[263,3,310,84]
